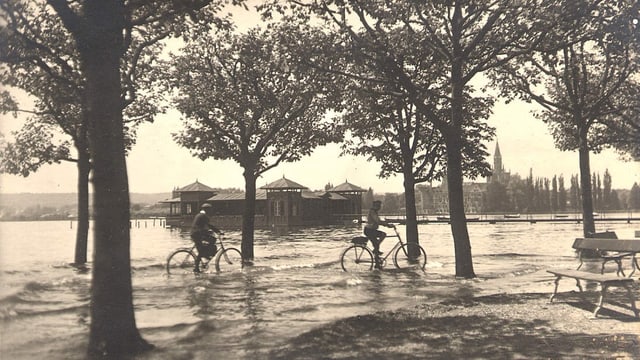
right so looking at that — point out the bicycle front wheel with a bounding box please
[340,245,374,272]
[166,249,197,274]
[393,243,427,270]
[214,247,243,273]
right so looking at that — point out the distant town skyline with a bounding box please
[1,97,638,195]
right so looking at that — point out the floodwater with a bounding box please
[0,217,637,359]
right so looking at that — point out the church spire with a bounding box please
[494,140,503,173]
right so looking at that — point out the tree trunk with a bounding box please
[402,167,420,258]
[445,133,476,279]
[578,136,595,236]
[242,169,257,262]
[445,2,475,279]
[73,144,90,266]
[71,1,151,356]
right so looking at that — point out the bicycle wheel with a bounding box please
[393,243,427,270]
[166,249,197,274]
[214,247,243,273]
[340,245,374,272]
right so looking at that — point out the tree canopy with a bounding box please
[161,22,343,260]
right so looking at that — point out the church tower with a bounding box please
[489,141,506,183]
[494,141,503,177]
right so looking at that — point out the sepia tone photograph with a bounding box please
[1,1,639,359]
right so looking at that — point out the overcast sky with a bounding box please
[1,4,638,195]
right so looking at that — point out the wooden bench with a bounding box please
[573,237,640,277]
[547,235,640,318]
[547,269,638,318]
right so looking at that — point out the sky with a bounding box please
[1,4,638,195]
[1,96,638,195]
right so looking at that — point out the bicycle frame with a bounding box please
[376,227,404,263]
[184,233,228,262]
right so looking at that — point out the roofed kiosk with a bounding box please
[260,176,308,191]
[161,176,365,228]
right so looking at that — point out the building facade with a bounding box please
[161,177,366,228]
[416,141,507,214]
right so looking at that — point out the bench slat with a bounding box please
[572,238,640,252]
[547,269,634,283]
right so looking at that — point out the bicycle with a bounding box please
[340,226,427,272]
[166,232,243,274]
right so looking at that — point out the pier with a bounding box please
[384,213,639,225]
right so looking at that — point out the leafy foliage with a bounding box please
[164,23,343,176]
[0,118,71,176]
[491,0,638,155]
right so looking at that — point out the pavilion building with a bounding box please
[161,177,366,228]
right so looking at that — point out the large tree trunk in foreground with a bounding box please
[49,0,152,356]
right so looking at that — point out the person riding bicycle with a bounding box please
[191,203,223,273]
[364,200,395,268]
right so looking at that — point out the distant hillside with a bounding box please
[0,192,171,210]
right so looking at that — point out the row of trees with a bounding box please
[485,169,631,213]
[1,0,638,356]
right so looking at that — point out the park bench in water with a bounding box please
[546,233,640,318]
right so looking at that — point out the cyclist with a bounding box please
[191,203,223,273]
[364,200,395,268]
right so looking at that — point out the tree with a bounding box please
[492,0,639,236]
[44,0,239,356]
[1,0,91,265]
[334,24,493,254]
[164,23,342,261]
[0,0,200,264]
[607,78,640,160]
[569,174,581,212]
[262,0,546,278]
[558,175,567,211]
[485,181,510,213]
[362,187,374,210]
[551,175,558,212]
[630,183,640,210]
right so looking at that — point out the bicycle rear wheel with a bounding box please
[393,243,427,270]
[214,247,243,273]
[166,249,197,274]
[340,245,374,272]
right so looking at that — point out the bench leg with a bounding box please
[615,259,626,277]
[600,259,626,277]
[625,285,639,318]
[594,284,609,318]
[549,276,561,303]
[630,256,639,278]
[575,278,583,292]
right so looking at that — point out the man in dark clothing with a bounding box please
[191,203,223,273]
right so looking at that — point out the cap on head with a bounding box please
[201,203,212,209]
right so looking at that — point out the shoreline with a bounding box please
[267,291,640,359]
